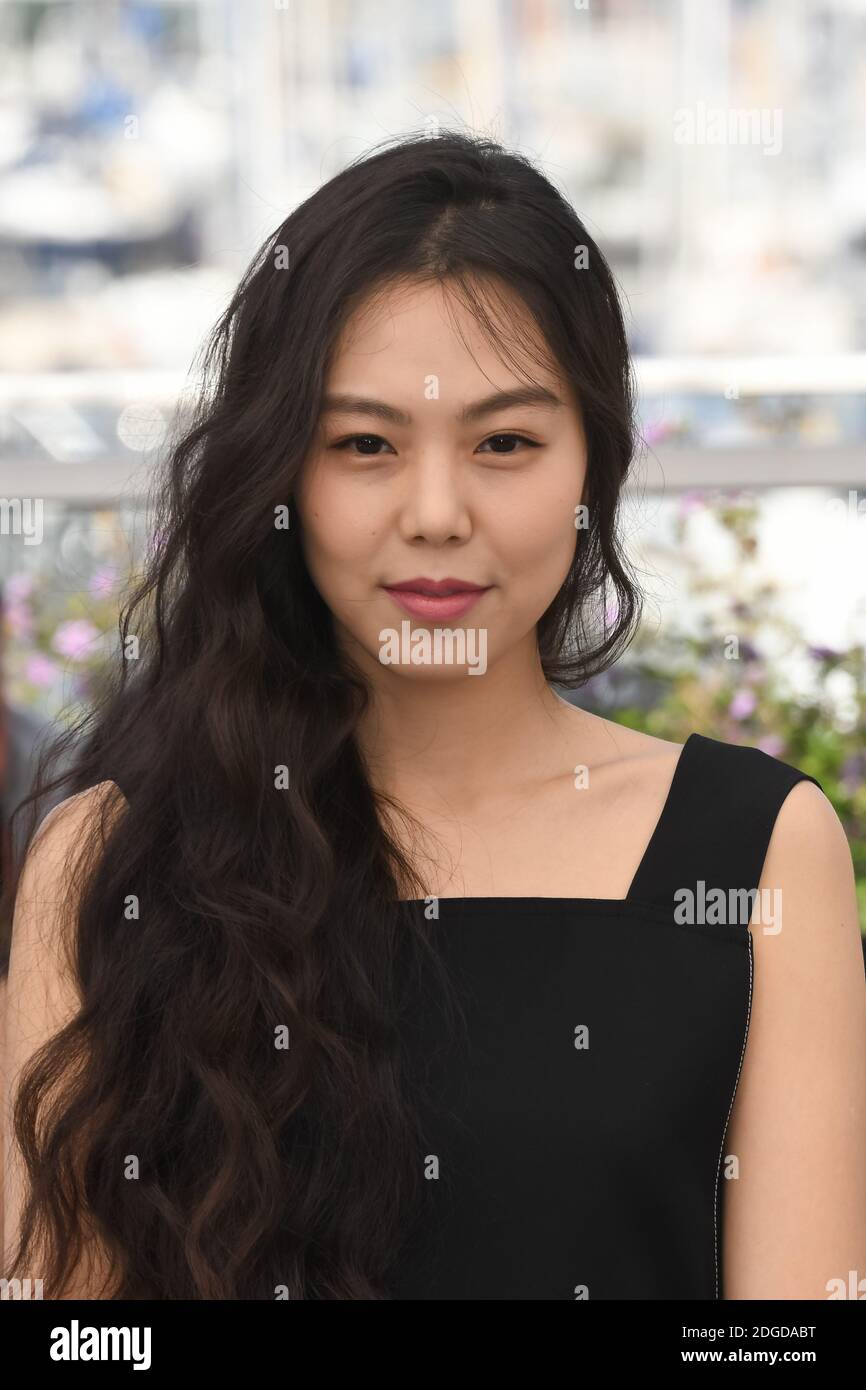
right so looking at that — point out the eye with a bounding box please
[331,433,396,456]
[476,433,541,455]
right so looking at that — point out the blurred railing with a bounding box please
[1,355,865,502]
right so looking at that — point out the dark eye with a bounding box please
[333,433,396,456]
[476,433,540,455]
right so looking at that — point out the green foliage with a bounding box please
[612,491,866,932]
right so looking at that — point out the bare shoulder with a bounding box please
[752,776,860,954]
[762,776,853,903]
[560,705,686,775]
[30,779,127,855]
[763,774,845,859]
[722,775,866,1297]
[8,782,124,936]
[3,778,127,1295]
[6,780,124,1023]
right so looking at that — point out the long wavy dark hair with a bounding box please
[1,130,643,1299]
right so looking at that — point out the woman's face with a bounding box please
[294,277,587,680]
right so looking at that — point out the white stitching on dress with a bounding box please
[713,927,754,1298]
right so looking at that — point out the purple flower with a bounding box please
[25,653,60,687]
[728,688,757,721]
[808,644,839,663]
[5,601,33,638]
[51,618,100,661]
[757,734,786,757]
[4,572,34,602]
[88,565,117,598]
[840,754,866,793]
[677,489,705,519]
[71,671,93,700]
[643,419,671,446]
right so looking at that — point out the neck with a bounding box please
[348,629,585,812]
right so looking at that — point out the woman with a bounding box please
[2,132,864,1301]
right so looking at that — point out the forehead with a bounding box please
[326,275,562,393]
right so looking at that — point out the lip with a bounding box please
[382,577,492,620]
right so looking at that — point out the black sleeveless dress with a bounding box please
[385,732,823,1300]
[101,731,823,1300]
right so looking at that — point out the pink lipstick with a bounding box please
[382,576,492,620]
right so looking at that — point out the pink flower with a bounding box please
[728,688,757,720]
[88,565,117,598]
[51,618,100,661]
[677,489,705,519]
[4,572,34,602]
[25,653,59,687]
[757,734,786,758]
[5,601,33,638]
[643,419,670,446]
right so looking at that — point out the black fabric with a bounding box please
[628,732,823,913]
[100,733,826,1299]
[387,733,823,1300]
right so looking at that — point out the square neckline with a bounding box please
[398,731,701,909]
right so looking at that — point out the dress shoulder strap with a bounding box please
[626,733,824,918]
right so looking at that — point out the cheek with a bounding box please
[491,472,580,578]
[296,474,386,603]
[510,527,577,621]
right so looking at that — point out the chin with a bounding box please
[381,658,490,682]
[371,618,491,680]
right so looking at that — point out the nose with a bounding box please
[396,448,473,545]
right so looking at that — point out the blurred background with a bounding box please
[0,0,865,926]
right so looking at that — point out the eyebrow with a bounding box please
[319,386,563,427]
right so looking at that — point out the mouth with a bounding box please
[381,577,492,621]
